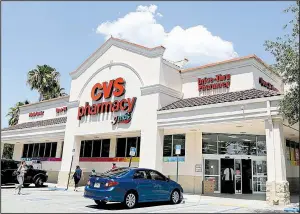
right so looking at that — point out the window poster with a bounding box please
[290,147,295,161]
[295,148,299,166]
[290,147,295,166]
[286,146,290,160]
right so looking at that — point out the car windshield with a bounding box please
[99,168,130,178]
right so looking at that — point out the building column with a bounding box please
[13,143,23,161]
[57,136,81,187]
[265,118,290,205]
[56,141,63,158]
[1,143,4,158]
[139,128,164,172]
[194,131,203,194]
[109,137,116,157]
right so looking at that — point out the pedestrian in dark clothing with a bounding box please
[73,165,82,191]
[112,163,117,169]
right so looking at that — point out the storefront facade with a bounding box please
[2,37,299,205]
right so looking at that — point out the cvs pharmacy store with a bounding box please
[2,37,299,205]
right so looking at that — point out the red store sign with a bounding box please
[77,77,137,124]
[56,106,67,113]
[29,111,44,117]
[259,77,278,92]
[198,74,231,91]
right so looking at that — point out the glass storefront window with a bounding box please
[253,177,267,192]
[253,160,267,176]
[203,133,267,156]
[218,134,256,155]
[173,134,185,157]
[116,137,140,157]
[163,135,172,156]
[22,142,57,158]
[204,176,219,192]
[204,159,220,192]
[257,136,267,156]
[205,159,219,175]
[202,133,218,154]
[163,134,185,157]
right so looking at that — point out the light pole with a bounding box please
[66,149,75,190]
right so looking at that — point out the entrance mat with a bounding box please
[284,208,300,213]
[47,187,67,191]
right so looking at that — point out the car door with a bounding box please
[24,165,34,183]
[2,160,19,184]
[1,160,9,184]
[133,170,154,202]
[148,170,171,201]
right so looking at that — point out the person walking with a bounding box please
[73,165,83,192]
[112,163,117,169]
[15,161,27,195]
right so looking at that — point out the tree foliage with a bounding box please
[2,144,14,159]
[264,1,299,125]
[6,100,30,126]
[6,64,68,127]
[27,64,68,101]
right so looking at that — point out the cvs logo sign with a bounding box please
[91,77,125,101]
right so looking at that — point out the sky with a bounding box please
[2,1,294,128]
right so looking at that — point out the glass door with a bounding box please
[204,158,220,193]
[252,160,267,193]
[234,159,242,194]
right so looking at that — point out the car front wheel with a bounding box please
[123,192,137,209]
[35,177,44,187]
[170,190,181,204]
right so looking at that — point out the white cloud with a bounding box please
[157,12,163,18]
[96,5,238,66]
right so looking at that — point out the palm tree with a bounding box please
[6,100,30,126]
[42,83,68,100]
[27,65,60,101]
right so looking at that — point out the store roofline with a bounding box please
[69,36,166,77]
[180,54,279,77]
[158,89,282,112]
[1,117,67,132]
[19,96,69,109]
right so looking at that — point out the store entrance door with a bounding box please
[220,158,234,194]
[241,159,252,194]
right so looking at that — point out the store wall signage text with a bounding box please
[77,77,137,121]
[29,111,44,117]
[259,77,278,91]
[56,106,67,114]
[198,74,231,91]
[112,113,132,125]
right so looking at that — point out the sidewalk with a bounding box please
[183,194,299,212]
[44,183,298,212]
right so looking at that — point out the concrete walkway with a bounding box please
[47,183,299,212]
[2,183,299,213]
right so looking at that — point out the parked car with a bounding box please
[84,167,183,209]
[1,159,48,187]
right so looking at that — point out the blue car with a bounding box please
[84,167,183,209]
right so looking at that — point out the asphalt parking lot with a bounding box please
[1,184,292,213]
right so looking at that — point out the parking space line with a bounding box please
[217,207,242,213]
